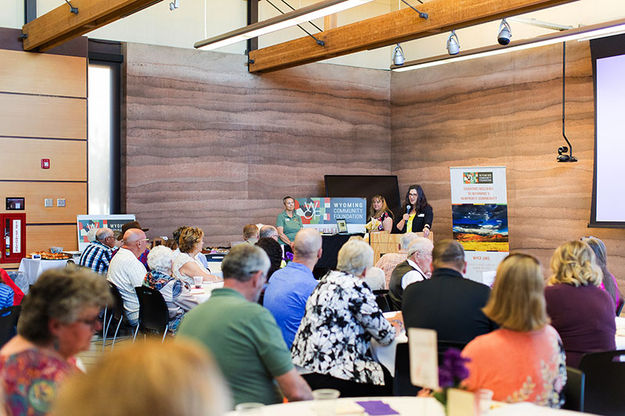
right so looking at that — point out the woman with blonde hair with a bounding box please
[367,195,394,232]
[462,253,566,407]
[172,226,220,286]
[545,240,616,367]
[52,339,230,416]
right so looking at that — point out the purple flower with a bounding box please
[284,252,294,262]
[438,348,471,387]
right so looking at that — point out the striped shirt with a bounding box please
[0,283,14,310]
[79,240,113,274]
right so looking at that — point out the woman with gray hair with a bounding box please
[0,268,111,416]
[291,239,397,396]
[145,245,200,333]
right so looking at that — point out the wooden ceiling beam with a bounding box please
[22,0,163,52]
[248,0,580,73]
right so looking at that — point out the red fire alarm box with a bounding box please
[1,213,26,264]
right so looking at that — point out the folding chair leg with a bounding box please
[111,319,123,351]
[132,322,140,343]
[161,324,169,343]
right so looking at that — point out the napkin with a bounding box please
[355,400,399,415]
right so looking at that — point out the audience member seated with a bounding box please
[78,227,116,274]
[243,224,260,244]
[403,239,496,344]
[375,233,421,289]
[364,266,386,291]
[172,227,220,286]
[0,268,23,306]
[178,244,312,407]
[259,225,279,242]
[545,240,616,368]
[255,237,284,280]
[0,268,111,416]
[264,229,322,349]
[389,237,433,310]
[462,253,566,407]
[52,339,230,416]
[581,236,623,315]
[144,246,200,333]
[291,239,397,397]
[107,229,151,326]
[117,221,150,270]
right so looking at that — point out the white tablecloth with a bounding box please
[225,396,587,416]
[18,258,68,286]
[189,281,224,303]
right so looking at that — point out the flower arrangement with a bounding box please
[283,251,294,263]
[433,348,471,407]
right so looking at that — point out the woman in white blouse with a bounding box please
[291,239,398,396]
[172,227,220,285]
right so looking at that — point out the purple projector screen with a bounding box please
[595,53,625,223]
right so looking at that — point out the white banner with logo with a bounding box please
[449,167,509,285]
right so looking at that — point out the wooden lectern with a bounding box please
[369,231,434,263]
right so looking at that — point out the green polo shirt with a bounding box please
[276,210,302,245]
[178,288,293,407]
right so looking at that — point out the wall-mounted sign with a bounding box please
[6,198,25,210]
[77,214,136,251]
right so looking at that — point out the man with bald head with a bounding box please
[264,228,322,348]
[107,229,150,325]
[79,227,116,274]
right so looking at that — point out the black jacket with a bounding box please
[402,267,497,344]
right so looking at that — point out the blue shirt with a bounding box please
[263,262,318,349]
[79,240,113,274]
[0,283,14,310]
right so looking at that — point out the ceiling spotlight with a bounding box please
[447,31,460,55]
[169,0,180,11]
[497,19,512,45]
[392,44,405,66]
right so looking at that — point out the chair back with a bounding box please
[393,342,421,396]
[562,366,585,412]
[579,349,625,415]
[134,286,169,335]
[0,306,21,347]
[373,289,391,313]
[393,339,467,396]
[108,282,126,322]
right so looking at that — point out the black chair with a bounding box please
[579,350,625,415]
[562,366,585,412]
[393,342,421,396]
[133,286,170,343]
[373,289,392,313]
[0,306,20,348]
[103,282,137,350]
[393,338,467,396]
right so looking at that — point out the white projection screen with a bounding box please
[590,34,625,227]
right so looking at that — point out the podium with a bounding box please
[369,231,434,263]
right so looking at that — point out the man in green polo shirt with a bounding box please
[178,244,312,407]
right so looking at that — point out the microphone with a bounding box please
[406,205,411,215]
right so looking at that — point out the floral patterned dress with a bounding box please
[0,349,77,416]
[291,271,395,385]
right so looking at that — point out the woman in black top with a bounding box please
[396,184,433,237]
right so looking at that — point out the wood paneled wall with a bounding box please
[391,41,625,288]
[124,43,391,246]
[0,32,87,268]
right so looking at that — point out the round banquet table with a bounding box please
[225,396,587,416]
